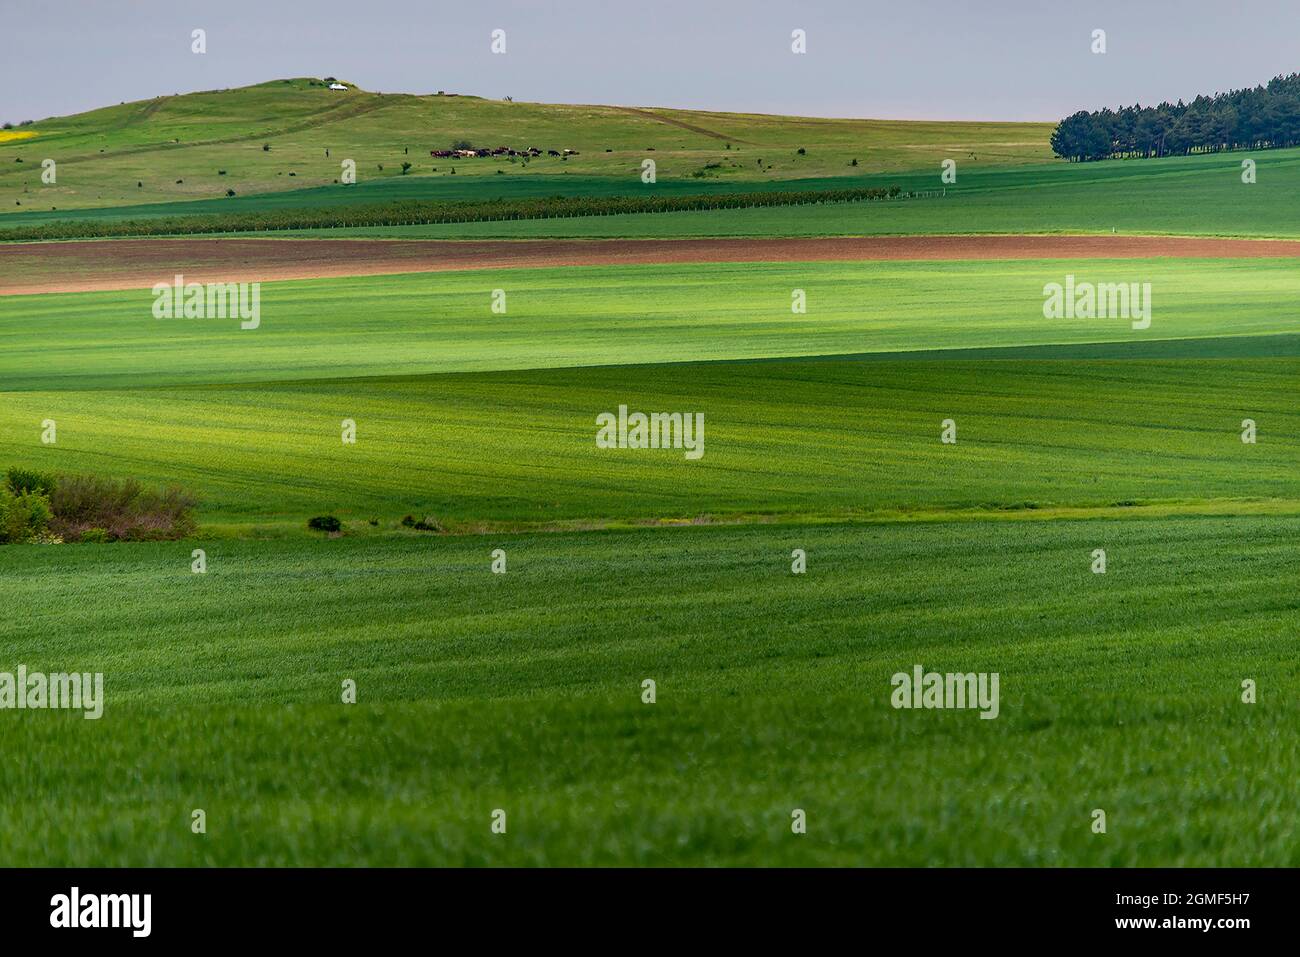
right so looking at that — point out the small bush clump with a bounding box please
[6,466,56,496]
[0,488,52,543]
[400,514,442,532]
[307,515,342,533]
[3,469,200,544]
[47,473,198,542]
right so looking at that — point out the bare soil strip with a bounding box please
[4,235,1300,296]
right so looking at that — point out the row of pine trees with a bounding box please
[1050,73,1300,161]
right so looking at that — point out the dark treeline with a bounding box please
[0,186,908,241]
[1051,73,1300,161]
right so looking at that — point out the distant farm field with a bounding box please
[8,146,1299,241]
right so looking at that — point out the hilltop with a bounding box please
[0,77,1054,213]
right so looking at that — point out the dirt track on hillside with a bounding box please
[4,235,1300,295]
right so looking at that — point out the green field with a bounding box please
[5,259,1299,390]
[8,145,1300,241]
[1,243,1297,864]
[3,259,1297,534]
[2,74,1297,867]
[235,148,1300,240]
[2,517,1297,866]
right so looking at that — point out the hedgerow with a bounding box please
[0,186,908,241]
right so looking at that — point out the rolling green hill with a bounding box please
[2,250,1296,864]
[2,77,1296,868]
[2,260,1297,531]
[0,77,1053,214]
[4,259,1298,390]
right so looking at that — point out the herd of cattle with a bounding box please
[429,146,581,158]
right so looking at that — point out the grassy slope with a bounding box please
[2,260,1296,533]
[2,518,1296,865]
[0,78,1052,214]
[3,260,1299,389]
[1,355,1296,531]
[1,288,1295,862]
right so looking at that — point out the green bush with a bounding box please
[48,473,198,542]
[0,488,52,544]
[307,515,342,533]
[6,466,56,496]
[400,514,441,532]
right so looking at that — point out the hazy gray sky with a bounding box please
[3,0,1299,123]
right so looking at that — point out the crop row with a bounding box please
[0,186,909,241]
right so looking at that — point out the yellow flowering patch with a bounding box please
[0,130,38,143]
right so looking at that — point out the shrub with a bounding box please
[79,527,110,544]
[6,466,56,496]
[262,143,271,151]
[48,473,198,542]
[0,488,52,543]
[400,514,441,532]
[307,515,342,533]
[401,162,412,174]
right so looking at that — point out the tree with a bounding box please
[1050,72,1300,160]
